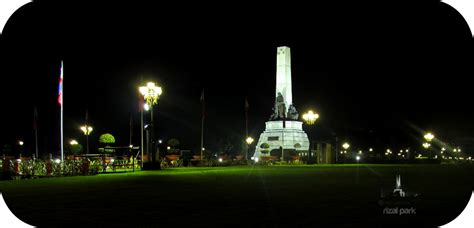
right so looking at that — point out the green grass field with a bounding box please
[1,164,473,227]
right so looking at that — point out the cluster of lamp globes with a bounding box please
[139,82,163,109]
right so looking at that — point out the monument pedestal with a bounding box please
[254,120,309,159]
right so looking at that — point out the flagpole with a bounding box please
[60,61,64,162]
[140,76,144,168]
[200,89,204,161]
[34,106,39,159]
[245,97,249,160]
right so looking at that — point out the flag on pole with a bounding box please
[59,61,64,161]
[58,61,64,106]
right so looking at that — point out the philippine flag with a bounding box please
[58,61,63,106]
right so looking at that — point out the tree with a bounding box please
[99,133,115,144]
[167,138,180,148]
[68,144,83,155]
[260,142,270,154]
[99,133,115,154]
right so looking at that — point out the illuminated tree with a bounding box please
[99,133,115,144]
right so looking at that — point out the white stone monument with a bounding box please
[254,46,309,159]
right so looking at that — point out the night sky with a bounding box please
[0,1,472,157]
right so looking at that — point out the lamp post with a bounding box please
[139,82,162,167]
[302,110,319,164]
[342,142,350,162]
[424,132,434,158]
[80,125,93,154]
[246,136,254,160]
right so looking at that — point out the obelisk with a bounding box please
[275,46,292,114]
[254,46,309,160]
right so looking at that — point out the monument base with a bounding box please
[254,120,309,159]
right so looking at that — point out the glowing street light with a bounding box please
[144,103,150,111]
[369,148,373,152]
[80,125,93,154]
[246,137,254,145]
[245,137,254,161]
[302,110,319,125]
[18,140,24,146]
[356,156,360,162]
[302,110,319,163]
[70,140,78,145]
[422,142,431,149]
[342,143,350,150]
[424,132,434,142]
[139,82,163,165]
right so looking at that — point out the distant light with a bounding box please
[418,154,422,158]
[255,157,259,163]
[158,140,163,144]
[358,150,362,154]
[144,103,150,111]
[441,147,446,151]
[458,148,462,152]
[386,149,390,153]
[167,146,171,150]
[369,148,373,152]
[400,150,403,153]
[342,143,350,150]
[397,153,401,156]
[70,140,78,145]
[246,137,254,145]
[405,149,409,152]
[453,149,457,152]
[422,143,430,149]
[54,159,61,164]
[218,158,223,162]
[129,144,133,148]
[251,157,255,160]
[302,110,319,125]
[80,125,93,135]
[111,159,115,163]
[16,159,21,162]
[434,155,438,159]
[356,156,360,161]
[18,140,24,146]
[424,133,435,142]
[202,147,205,151]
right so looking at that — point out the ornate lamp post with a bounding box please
[80,125,93,154]
[302,110,319,164]
[246,136,254,160]
[139,82,162,167]
[424,132,434,158]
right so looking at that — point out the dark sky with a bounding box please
[0,1,473,156]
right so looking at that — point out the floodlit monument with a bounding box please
[254,46,309,159]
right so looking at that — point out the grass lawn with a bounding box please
[0,164,473,227]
